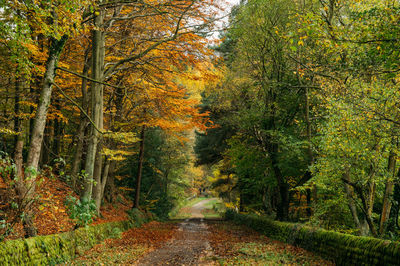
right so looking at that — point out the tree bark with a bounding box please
[133,126,146,209]
[304,86,315,216]
[83,10,104,200]
[92,142,104,213]
[92,63,104,212]
[269,143,289,221]
[343,170,377,237]
[388,177,400,231]
[52,99,61,161]
[13,79,22,154]
[359,182,377,237]
[342,170,362,234]
[379,149,396,235]
[70,52,91,189]
[104,161,116,203]
[100,158,111,200]
[22,36,68,237]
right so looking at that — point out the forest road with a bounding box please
[189,198,216,218]
[135,198,216,265]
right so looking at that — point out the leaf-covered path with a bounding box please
[70,199,334,265]
[136,218,212,265]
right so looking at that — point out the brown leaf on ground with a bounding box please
[3,175,132,241]
[207,221,335,265]
[71,221,178,265]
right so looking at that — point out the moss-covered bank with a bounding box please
[226,210,400,265]
[0,220,133,265]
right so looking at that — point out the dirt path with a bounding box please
[189,198,216,218]
[136,198,215,265]
[70,199,334,265]
[136,218,212,265]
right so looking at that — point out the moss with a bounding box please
[226,210,400,266]
[0,220,132,265]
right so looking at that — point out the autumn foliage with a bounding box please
[0,0,224,239]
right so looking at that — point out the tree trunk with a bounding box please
[344,168,378,237]
[93,157,111,212]
[133,126,146,209]
[70,52,91,189]
[379,149,396,235]
[100,158,111,200]
[40,120,51,166]
[52,99,61,161]
[359,182,377,237]
[269,143,289,221]
[92,70,104,213]
[304,86,315,216]
[104,161,116,203]
[13,79,22,154]
[22,36,68,237]
[28,86,35,146]
[343,171,362,234]
[83,10,104,200]
[277,181,290,221]
[364,181,377,236]
[388,169,400,232]
[92,142,104,214]
[71,119,87,189]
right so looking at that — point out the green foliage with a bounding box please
[65,196,97,227]
[196,0,400,235]
[197,0,312,217]
[118,128,193,219]
[126,208,148,227]
[111,227,123,239]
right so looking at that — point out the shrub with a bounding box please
[65,196,97,227]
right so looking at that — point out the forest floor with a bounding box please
[2,176,130,240]
[70,198,334,265]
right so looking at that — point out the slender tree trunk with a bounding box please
[100,158,111,199]
[133,126,146,209]
[13,80,25,207]
[92,67,104,212]
[29,86,35,146]
[41,121,51,166]
[304,86,315,216]
[83,10,104,200]
[388,169,400,231]
[379,149,396,235]
[13,79,22,154]
[277,181,290,221]
[13,137,34,238]
[21,36,68,237]
[71,119,87,188]
[93,157,111,211]
[343,170,363,234]
[269,143,289,221]
[92,63,104,211]
[360,182,377,237]
[92,142,104,213]
[70,52,91,189]
[104,161,116,203]
[344,167,378,236]
[52,99,61,161]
